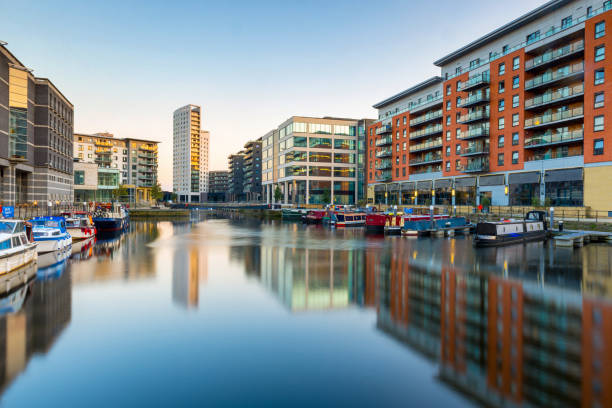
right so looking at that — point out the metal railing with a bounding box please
[457,92,490,108]
[375,148,393,158]
[460,144,489,156]
[375,136,393,146]
[458,126,490,140]
[409,124,443,139]
[457,110,490,124]
[409,139,443,153]
[409,109,443,126]
[524,62,584,90]
[524,106,584,128]
[409,154,442,166]
[524,129,584,148]
[376,125,392,135]
[525,40,584,70]
[524,84,584,109]
[461,72,490,91]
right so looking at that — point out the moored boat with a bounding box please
[30,216,72,253]
[474,211,547,247]
[63,212,96,240]
[304,209,326,224]
[330,212,366,227]
[281,208,306,221]
[93,203,129,233]
[0,220,38,274]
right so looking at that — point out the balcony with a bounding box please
[376,170,392,182]
[375,125,392,135]
[461,72,490,92]
[409,124,443,140]
[524,106,583,129]
[524,84,584,110]
[409,109,443,127]
[457,92,490,108]
[95,148,111,154]
[457,110,490,124]
[408,95,443,115]
[409,139,442,153]
[526,151,583,162]
[375,136,393,147]
[460,144,490,157]
[525,40,584,71]
[524,62,584,91]
[458,125,489,140]
[375,160,392,170]
[375,148,392,158]
[409,154,442,166]
[461,159,489,173]
[524,129,584,149]
[411,165,442,175]
[95,140,113,147]
[139,145,157,152]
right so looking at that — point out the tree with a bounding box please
[274,186,283,203]
[322,190,331,204]
[151,183,163,202]
[112,185,129,202]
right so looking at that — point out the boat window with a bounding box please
[0,222,14,234]
[52,231,61,236]
[20,235,28,245]
[0,239,10,250]
[14,222,24,233]
[12,237,20,247]
[33,231,46,237]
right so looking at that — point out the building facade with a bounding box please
[243,139,262,201]
[228,152,245,202]
[263,116,372,205]
[368,0,612,212]
[73,133,159,203]
[0,43,74,206]
[207,170,229,202]
[173,105,208,203]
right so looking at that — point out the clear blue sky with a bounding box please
[3,0,544,189]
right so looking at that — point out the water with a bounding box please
[0,217,610,407]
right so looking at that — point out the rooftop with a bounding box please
[372,77,443,109]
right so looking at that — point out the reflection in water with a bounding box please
[172,247,208,309]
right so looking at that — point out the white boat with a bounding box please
[64,212,96,241]
[30,216,72,254]
[0,219,38,274]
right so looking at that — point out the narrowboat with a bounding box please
[30,216,72,253]
[93,203,129,233]
[281,208,306,221]
[365,213,387,233]
[400,214,451,236]
[63,212,96,241]
[0,220,38,274]
[305,210,326,224]
[330,212,366,227]
[474,211,547,247]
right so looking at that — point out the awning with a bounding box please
[509,171,540,184]
[401,182,416,191]
[435,179,452,189]
[374,184,386,192]
[388,183,400,192]
[545,168,583,182]
[417,180,433,190]
[479,174,505,186]
[455,177,476,187]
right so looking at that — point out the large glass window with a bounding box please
[334,125,349,135]
[309,137,331,149]
[309,123,332,134]
[334,153,355,164]
[309,180,331,204]
[333,181,355,205]
[309,166,331,177]
[98,171,119,187]
[309,152,331,162]
[333,167,355,178]
[291,166,307,177]
[292,151,307,161]
[293,122,307,133]
[545,180,583,206]
[74,170,85,185]
[455,186,476,205]
[294,136,307,147]
[334,139,355,150]
[596,21,606,39]
[510,183,539,205]
[8,108,28,159]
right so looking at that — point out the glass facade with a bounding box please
[333,181,355,205]
[510,183,540,206]
[545,180,583,206]
[74,171,85,185]
[435,188,452,205]
[309,166,331,177]
[334,139,356,150]
[8,108,28,159]
[98,171,119,188]
[455,187,476,206]
[309,138,331,149]
[310,181,331,204]
[333,167,355,178]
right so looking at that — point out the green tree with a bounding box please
[322,190,331,204]
[112,185,129,202]
[151,183,163,202]
[274,186,283,203]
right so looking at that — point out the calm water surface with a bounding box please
[0,217,610,407]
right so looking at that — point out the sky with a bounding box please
[3,0,544,190]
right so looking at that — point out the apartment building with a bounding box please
[73,133,159,203]
[228,152,245,202]
[368,0,612,212]
[173,105,208,203]
[243,138,262,201]
[0,43,74,205]
[263,116,372,205]
[207,170,229,202]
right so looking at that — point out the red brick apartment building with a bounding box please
[367,0,612,212]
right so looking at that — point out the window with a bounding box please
[498,135,504,148]
[561,16,572,29]
[470,58,480,69]
[446,116,451,125]
[456,144,461,154]
[502,45,509,54]
[498,153,504,166]
[594,115,605,131]
[595,21,606,39]
[455,159,461,171]
[456,96,462,106]
[446,85,451,95]
[446,161,450,172]
[498,117,505,130]
[498,99,505,112]
[74,170,85,185]
[595,92,604,108]
[456,81,462,92]
[402,154,406,164]
[446,131,451,141]
[587,6,593,17]
[396,131,399,140]
[595,45,605,62]
[446,100,451,110]
[594,139,604,155]
[512,132,519,145]
[512,75,519,89]
[498,62,505,75]
[456,67,462,75]
[512,113,519,127]
[498,81,505,93]
[512,151,519,164]
[395,119,399,127]
[402,142,407,151]
[396,144,400,152]
[446,146,451,157]
[526,30,540,44]
[403,129,406,138]
[512,94,519,108]
[512,56,520,70]
[456,128,461,139]
[403,116,407,125]
[402,168,406,177]
[595,69,605,85]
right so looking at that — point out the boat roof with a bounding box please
[30,216,66,222]
[0,233,11,241]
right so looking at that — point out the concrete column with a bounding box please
[2,165,15,207]
[284,181,288,204]
[330,181,334,205]
[399,185,402,206]
[306,180,310,205]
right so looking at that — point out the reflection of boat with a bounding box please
[0,219,38,273]
[0,261,37,296]
[474,211,547,247]
[93,203,129,233]
[304,210,326,224]
[70,237,95,261]
[63,212,96,241]
[30,216,72,253]
[37,249,70,281]
[0,280,32,315]
[281,208,306,221]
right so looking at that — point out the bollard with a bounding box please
[559,221,564,232]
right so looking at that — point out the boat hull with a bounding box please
[34,234,72,254]
[0,244,38,275]
[475,231,547,247]
[67,227,96,241]
[93,218,127,233]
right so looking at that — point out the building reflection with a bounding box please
[172,247,207,309]
[373,238,612,408]
[0,264,72,394]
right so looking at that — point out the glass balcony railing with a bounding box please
[460,72,490,91]
[457,110,490,124]
[524,84,584,109]
[375,136,393,146]
[461,159,489,172]
[376,171,392,181]
[411,165,442,175]
[409,154,442,166]
[524,129,584,148]
[375,160,392,170]
[375,148,392,158]
[525,40,584,71]
[526,150,583,162]
[457,92,490,108]
[409,139,442,153]
[409,109,443,126]
[524,106,584,128]
[375,125,392,135]
[525,62,584,90]
[458,125,490,140]
[409,124,443,140]
[460,144,490,156]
